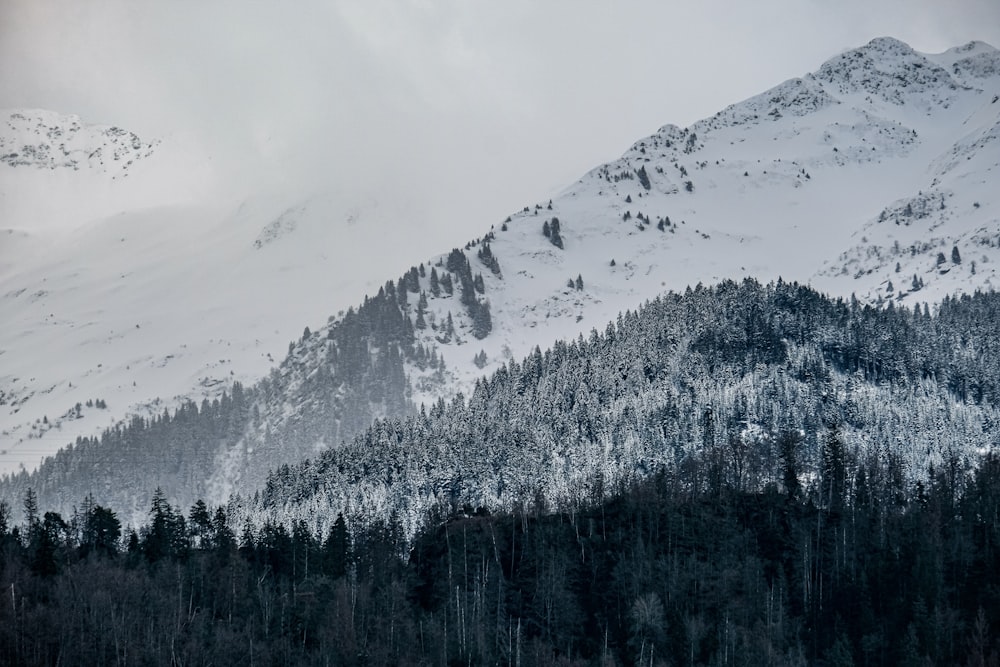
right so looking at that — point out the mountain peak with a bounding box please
[3,37,999,517]
[943,40,998,57]
[1,108,158,174]
[860,36,917,56]
[812,36,959,104]
[926,40,1000,85]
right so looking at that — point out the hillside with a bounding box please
[0,111,442,478]
[1,37,998,521]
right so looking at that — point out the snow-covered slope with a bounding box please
[196,37,1000,506]
[386,38,1000,403]
[0,111,443,476]
[2,38,999,493]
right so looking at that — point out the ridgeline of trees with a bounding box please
[0,247,506,522]
[3,282,1000,662]
[240,281,1000,543]
[2,440,1000,665]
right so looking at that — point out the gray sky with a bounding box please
[2,0,999,246]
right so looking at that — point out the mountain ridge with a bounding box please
[1,37,998,523]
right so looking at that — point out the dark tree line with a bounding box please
[2,437,1000,666]
[242,281,1000,549]
[446,248,493,339]
[6,280,1000,664]
[0,259,458,523]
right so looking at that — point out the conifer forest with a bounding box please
[3,281,1000,665]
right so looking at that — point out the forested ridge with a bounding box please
[0,246,495,521]
[2,280,1000,664]
[237,280,1000,540]
[0,240,507,523]
[2,446,1000,665]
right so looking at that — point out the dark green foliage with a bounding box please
[142,488,188,563]
[477,242,502,277]
[429,266,440,296]
[470,299,492,339]
[405,265,420,292]
[952,245,962,264]
[80,501,121,558]
[549,217,564,249]
[6,452,1000,665]
[636,164,651,190]
[442,248,492,338]
[779,430,802,500]
[322,513,350,579]
[1,256,442,518]
[5,283,1000,663]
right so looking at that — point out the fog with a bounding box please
[2,0,998,249]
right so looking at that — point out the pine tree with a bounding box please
[471,300,492,339]
[636,165,651,190]
[430,267,441,297]
[779,431,801,500]
[549,218,564,249]
[324,513,350,578]
[821,425,847,512]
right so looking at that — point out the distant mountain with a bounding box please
[0,109,158,173]
[2,37,998,524]
[0,112,439,482]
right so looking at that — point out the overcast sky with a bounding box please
[2,0,999,247]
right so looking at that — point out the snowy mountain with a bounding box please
[0,111,444,479]
[2,37,999,521]
[395,37,1000,396]
[235,282,1000,540]
[0,109,157,173]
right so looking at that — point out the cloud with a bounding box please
[1,0,998,246]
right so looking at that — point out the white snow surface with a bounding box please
[2,37,999,484]
[0,111,442,475]
[403,38,1000,405]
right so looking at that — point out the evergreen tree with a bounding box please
[549,218,564,249]
[636,165,651,190]
[323,512,350,578]
[430,267,441,297]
